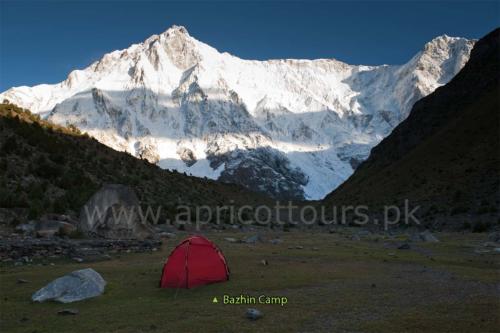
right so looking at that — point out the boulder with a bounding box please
[16,215,78,238]
[244,234,262,244]
[41,214,79,225]
[57,309,79,315]
[79,184,153,239]
[398,243,411,250]
[15,221,36,235]
[351,234,361,241]
[245,308,263,320]
[32,268,106,303]
[356,230,372,237]
[487,232,500,243]
[419,230,439,243]
[135,140,160,164]
[0,208,21,226]
[177,147,197,167]
[35,220,77,238]
[158,232,176,238]
[224,237,239,243]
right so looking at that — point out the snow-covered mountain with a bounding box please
[0,26,474,200]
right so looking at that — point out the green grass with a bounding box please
[0,231,499,332]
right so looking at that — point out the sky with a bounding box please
[0,1,498,91]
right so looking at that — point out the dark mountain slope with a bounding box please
[0,103,269,226]
[323,28,500,229]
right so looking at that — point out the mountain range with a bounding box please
[0,102,269,227]
[0,25,475,200]
[323,28,499,229]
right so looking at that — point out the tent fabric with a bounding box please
[159,235,229,289]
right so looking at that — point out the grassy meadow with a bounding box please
[0,230,498,333]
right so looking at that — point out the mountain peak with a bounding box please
[162,25,190,37]
[0,28,475,200]
[422,34,474,53]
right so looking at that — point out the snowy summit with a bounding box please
[0,25,475,200]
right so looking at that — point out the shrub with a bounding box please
[2,135,19,154]
[0,187,28,208]
[28,199,44,219]
[34,159,63,179]
[450,205,468,215]
[52,196,69,214]
[472,221,491,233]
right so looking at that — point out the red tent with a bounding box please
[159,235,229,289]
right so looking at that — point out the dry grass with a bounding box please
[0,230,498,332]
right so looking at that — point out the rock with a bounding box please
[212,147,308,200]
[224,237,239,243]
[158,232,176,238]
[295,246,304,249]
[487,232,500,243]
[154,224,176,233]
[312,247,319,251]
[79,184,154,240]
[57,221,78,236]
[177,147,197,167]
[260,259,268,266]
[41,214,78,225]
[135,140,160,164]
[21,256,31,263]
[419,230,439,243]
[17,278,29,284]
[35,220,77,238]
[245,308,263,320]
[398,243,411,250]
[57,309,79,315]
[244,234,262,244]
[32,268,106,303]
[357,230,372,237]
[0,208,20,226]
[269,238,282,245]
[15,221,36,235]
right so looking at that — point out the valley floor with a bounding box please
[0,230,498,333]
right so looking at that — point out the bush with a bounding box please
[34,159,63,179]
[472,221,491,233]
[462,221,472,230]
[450,205,468,215]
[2,135,19,154]
[0,187,28,208]
[52,196,69,214]
[28,199,44,219]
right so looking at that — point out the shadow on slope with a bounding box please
[323,28,500,230]
[0,103,271,226]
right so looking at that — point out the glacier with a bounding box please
[0,25,475,200]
